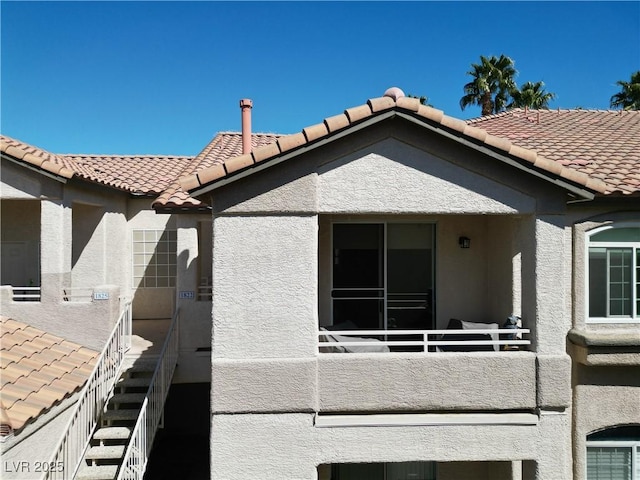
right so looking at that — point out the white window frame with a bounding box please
[585,223,640,324]
[586,439,640,480]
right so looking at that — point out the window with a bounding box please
[331,223,434,330]
[587,226,640,323]
[587,426,640,480]
[132,230,177,288]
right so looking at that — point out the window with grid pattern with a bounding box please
[588,226,640,323]
[132,230,177,288]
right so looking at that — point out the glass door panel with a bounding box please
[331,223,435,340]
[387,224,434,331]
[332,224,383,329]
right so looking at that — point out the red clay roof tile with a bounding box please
[467,109,640,195]
[0,316,98,434]
[181,92,621,197]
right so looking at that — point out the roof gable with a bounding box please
[180,93,608,200]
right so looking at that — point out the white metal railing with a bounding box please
[117,308,180,480]
[45,300,132,480]
[318,328,531,353]
[62,288,94,302]
[11,286,41,301]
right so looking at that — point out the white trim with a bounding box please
[586,438,639,480]
[314,412,539,428]
[585,223,640,324]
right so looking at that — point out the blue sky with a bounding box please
[2,1,639,155]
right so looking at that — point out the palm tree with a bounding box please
[610,71,640,110]
[460,54,517,116]
[508,81,556,109]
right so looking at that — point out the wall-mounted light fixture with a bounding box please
[459,236,471,249]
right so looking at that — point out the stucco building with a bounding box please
[1,88,639,479]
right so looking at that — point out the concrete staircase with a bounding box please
[75,360,157,480]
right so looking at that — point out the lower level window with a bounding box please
[587,426,640,480]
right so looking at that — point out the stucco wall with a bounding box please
[211,215,318,359]
[128,200,176,319]
[1,199,40,286]
[572,364,640,480]
[207,122,579,478]
[172,215,212,383]
[565,204,640,480]
[1,398,75,480]
[210,412,571,480]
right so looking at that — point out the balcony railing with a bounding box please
[117,307,180,480]
[318,328,530,353]
[11,286,41,302]
[45,299,132,480]
[62,287,95,302]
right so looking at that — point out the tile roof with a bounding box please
[65,154,194,195]
[1,135,194,196]
[1,135,77,179]
[152,132,281,209]
[1,133,282,209]
[180,92,613,197]
[466,109,640,196]
[0,316,98,434]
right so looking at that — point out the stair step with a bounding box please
[93,426,132,441]
[116,377,152,388]
[85,445,126,460]
[76,464,118,480]
[109,393,146,404]
[102,409,140,422]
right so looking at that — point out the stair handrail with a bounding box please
[45,299,132,480]
[117,307,180,480]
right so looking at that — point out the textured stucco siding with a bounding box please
[572,370,640,480]
[0,160,63,200]
[318,353,537,412]
[210,412,571,480]
[128,200,176,319]
[1,399,75,480]
[172,215,213,383]
[207,127,580,478]
[317,139,536,215]
[211,215,318,359]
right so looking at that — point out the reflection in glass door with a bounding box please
[331,223,434,332]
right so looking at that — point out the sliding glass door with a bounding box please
[331,223,435,331]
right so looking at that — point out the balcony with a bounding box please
[315,325,535,413]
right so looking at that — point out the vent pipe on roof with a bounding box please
[240,99,253,155]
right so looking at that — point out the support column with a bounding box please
[534,215,568,354]
[40,199,72,303]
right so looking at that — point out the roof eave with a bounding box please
[395,112,597,201]
[188,110,397,198]
[2,152,69,184]
[189,109,598,201]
